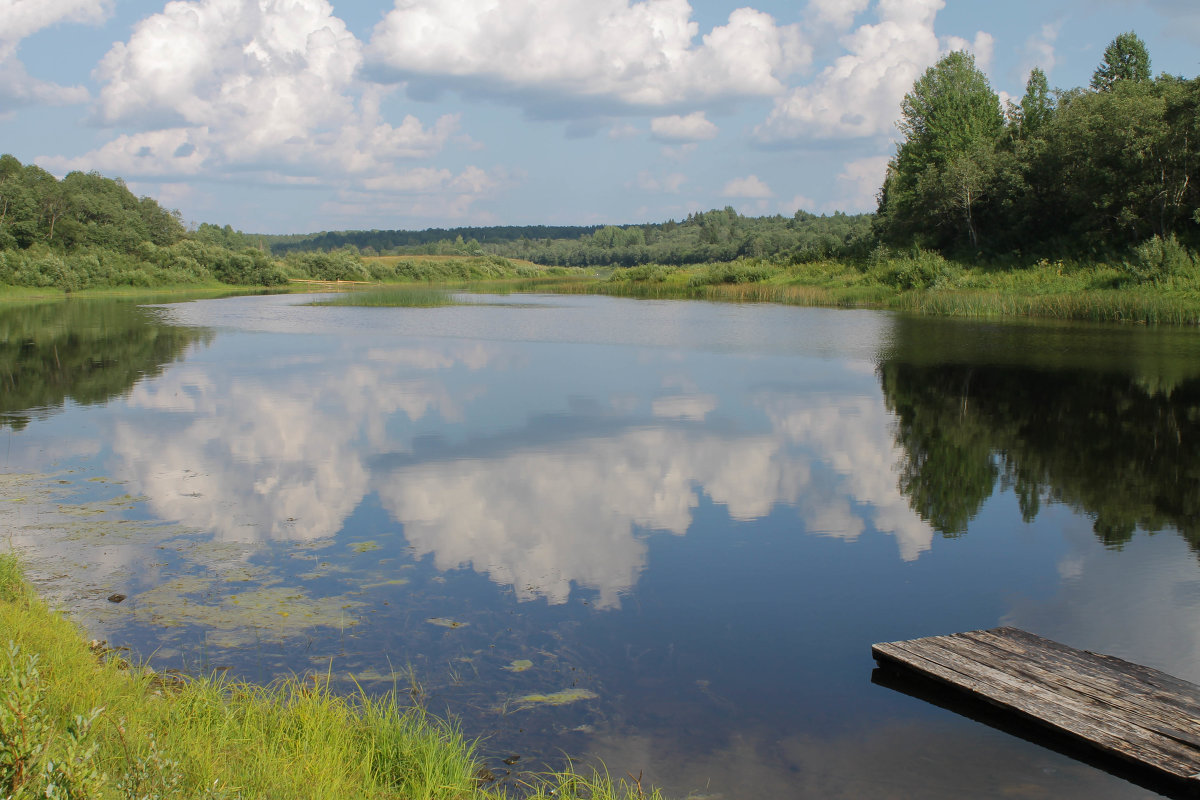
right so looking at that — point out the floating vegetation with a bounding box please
[427,617,468,629]
[347,666,412,684]
[503,659,534,673]
[0,471,197,630]
[513,688,598,709]
[132,583,363,647]
[361,578,410,589]
[309,286,457,308]
[349,540,381,553]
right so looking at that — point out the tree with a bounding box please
[1018,67,1054,135]
[877,51,1004,250]
[897,51,1004,169]
[1091,31,1151,91]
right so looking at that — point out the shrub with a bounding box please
[685,260,777,287]
[869,248,961,290]
[1124,234,1198,285]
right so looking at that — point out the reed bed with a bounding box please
[518,256,1200,325]
[309,285,456,307]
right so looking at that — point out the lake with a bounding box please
[3,292,1200,798]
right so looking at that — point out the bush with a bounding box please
[608,264,678,283]
[286,250,371,282]
[868,248,961,290]
[685,260,777,287]
[1124,235,1198,285]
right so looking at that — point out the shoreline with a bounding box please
[5,255,1198,326]
[0,551,660,799]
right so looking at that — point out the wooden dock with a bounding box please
[872,627,1200,790]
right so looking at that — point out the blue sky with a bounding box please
[2,0,1198,234]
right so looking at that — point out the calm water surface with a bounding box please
[4,293,1200,798]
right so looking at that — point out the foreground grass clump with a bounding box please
[0,551,670,800]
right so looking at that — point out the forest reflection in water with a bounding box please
[4,295,1200,798]
[880,315,1200,554]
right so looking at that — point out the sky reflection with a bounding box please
[97,316,934,608]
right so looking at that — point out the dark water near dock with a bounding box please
[3,292,1200,798]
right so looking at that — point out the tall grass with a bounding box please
[532,255,1200,325]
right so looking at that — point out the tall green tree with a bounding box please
[877,51,1004,251]
[1091,31,1151,91]
[1017,67,1054,135]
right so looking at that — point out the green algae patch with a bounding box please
[361,578,410,589]
[349,540,381,554]
[503,659,534,673]
[347,667,413,684]
[514,688,598,709]
[132,583,363,646]
[427,617,468,629]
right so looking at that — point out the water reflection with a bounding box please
[112,343,495,543]
[881,316,1200,552]
[0,299,211,429]
[377,429,800,608]
[100,328,940,606]
[9,296,1200,799]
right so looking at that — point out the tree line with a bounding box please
[877,32,1199,268]
[0,155,293,289]
[262,208,875,268]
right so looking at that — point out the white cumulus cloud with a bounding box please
[1020,22,1059,80]
[807,0,870,31]
[834,155,890,212]
[755,0,993,142]
[41,0,484,212]
[650,111,718,142]
[635,171,687,193]
[722,174,773,198]
[366,0,810,115]
[0,0,112,110]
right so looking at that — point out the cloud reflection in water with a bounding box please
[108,335,933,606]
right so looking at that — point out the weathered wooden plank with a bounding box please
[896,635,1200,767]
[874,639,1200,777]
[930,631,1200,751]
[973,628,1200,710]
[952,630,1200,748]
[873,628,1200,786]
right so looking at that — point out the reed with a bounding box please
[310,285,456,307]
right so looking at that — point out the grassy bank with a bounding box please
[0,552,661,799]
[557,252,1200,325]
[0,282,305,305]
[10,249,1197,325]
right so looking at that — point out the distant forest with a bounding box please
[258,209,876,267]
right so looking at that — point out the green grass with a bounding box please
[0,551,667,800]
[522,255,1200,325]
[0,282,304,305]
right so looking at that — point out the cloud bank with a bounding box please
[366,0,810,115]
